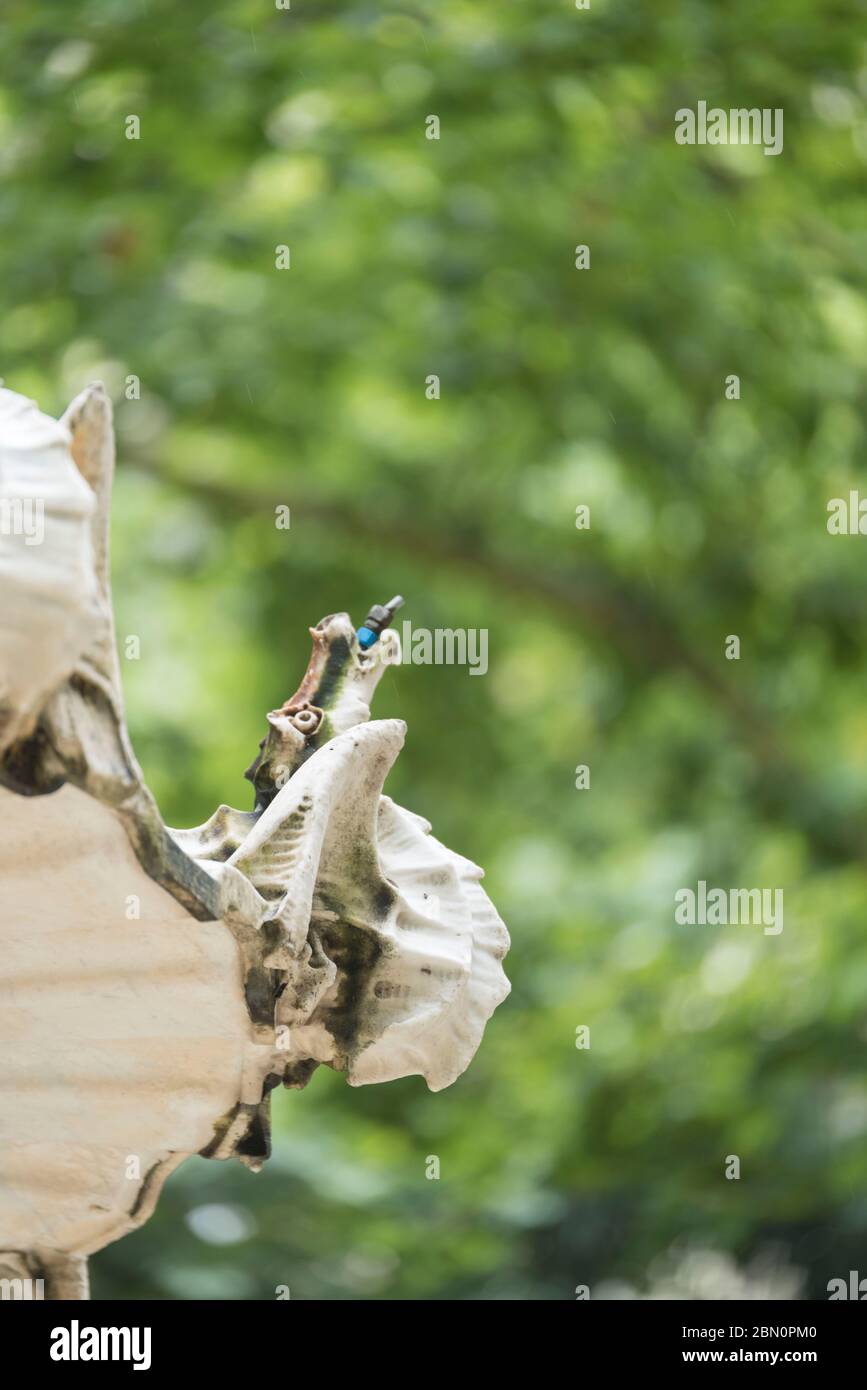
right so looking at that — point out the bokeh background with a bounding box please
[3,0,867,1300]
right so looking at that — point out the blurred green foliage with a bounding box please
[3,0,867,1299]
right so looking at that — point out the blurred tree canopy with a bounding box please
[3,0,867,1299]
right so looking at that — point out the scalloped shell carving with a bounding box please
[0,383,510,1292]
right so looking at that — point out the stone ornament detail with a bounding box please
[0,384,510,1299]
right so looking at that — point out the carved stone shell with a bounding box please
[0,384,510,1296]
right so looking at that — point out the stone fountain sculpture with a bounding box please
[0,384,510,1300]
